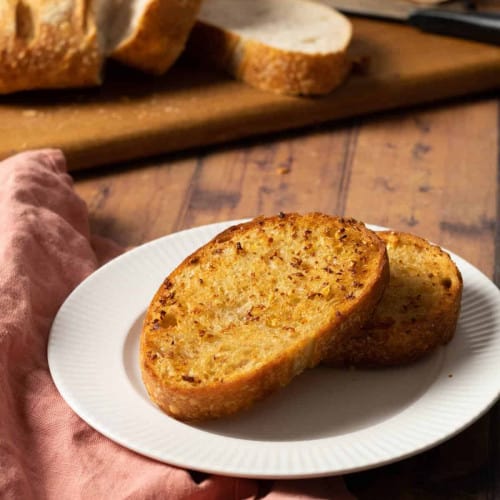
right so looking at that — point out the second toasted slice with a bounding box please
[324,231,463,367]
[140,213,389,421]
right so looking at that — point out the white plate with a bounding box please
[48,220,500,479]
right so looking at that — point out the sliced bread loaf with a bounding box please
[324,231,463,367]
[0,0,104,94]
[186,0,353,96]
[140,213,389,421]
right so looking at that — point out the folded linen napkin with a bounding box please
[0,150,354,500]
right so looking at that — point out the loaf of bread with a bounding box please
[186,0,353,96]
[0,0,104,94]
[323,231,463,367]
[140,213,389,421]
[0,0,353,95]
[0,0,202,93]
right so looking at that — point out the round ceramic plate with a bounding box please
[48,220,500,479]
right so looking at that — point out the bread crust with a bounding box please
[140,213,389,421]
[324,231,463,367]
[185,0,352,96]
[0,0,103,94]
[111,0,202,74]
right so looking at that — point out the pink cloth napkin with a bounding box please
[0,150,355,500]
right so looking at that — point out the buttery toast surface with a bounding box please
[140,213,389,421]
[324,231,463,367]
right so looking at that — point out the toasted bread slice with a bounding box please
[324,231,463,367]
[186,0,352,96]
[140,213,389,421]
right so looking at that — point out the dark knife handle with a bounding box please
[408,9,500,45]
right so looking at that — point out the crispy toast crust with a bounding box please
[324,231,463,367]
[140,213,389,421]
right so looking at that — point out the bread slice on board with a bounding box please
[186,0,353,96]
[0,0,104,94]
[324,231,463,367]
[140,213,389,421]
[108,0,202,74]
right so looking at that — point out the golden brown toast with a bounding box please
[140,213,389,421]
[324,231,463,367]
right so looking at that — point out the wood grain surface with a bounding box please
[73,92,499,498]
[2,16,500,171]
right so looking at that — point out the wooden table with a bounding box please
[73,92,499,498]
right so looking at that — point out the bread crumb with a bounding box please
[276,166,291,175]
[22,109,38,117]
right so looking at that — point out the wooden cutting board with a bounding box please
[1,17,500,171]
